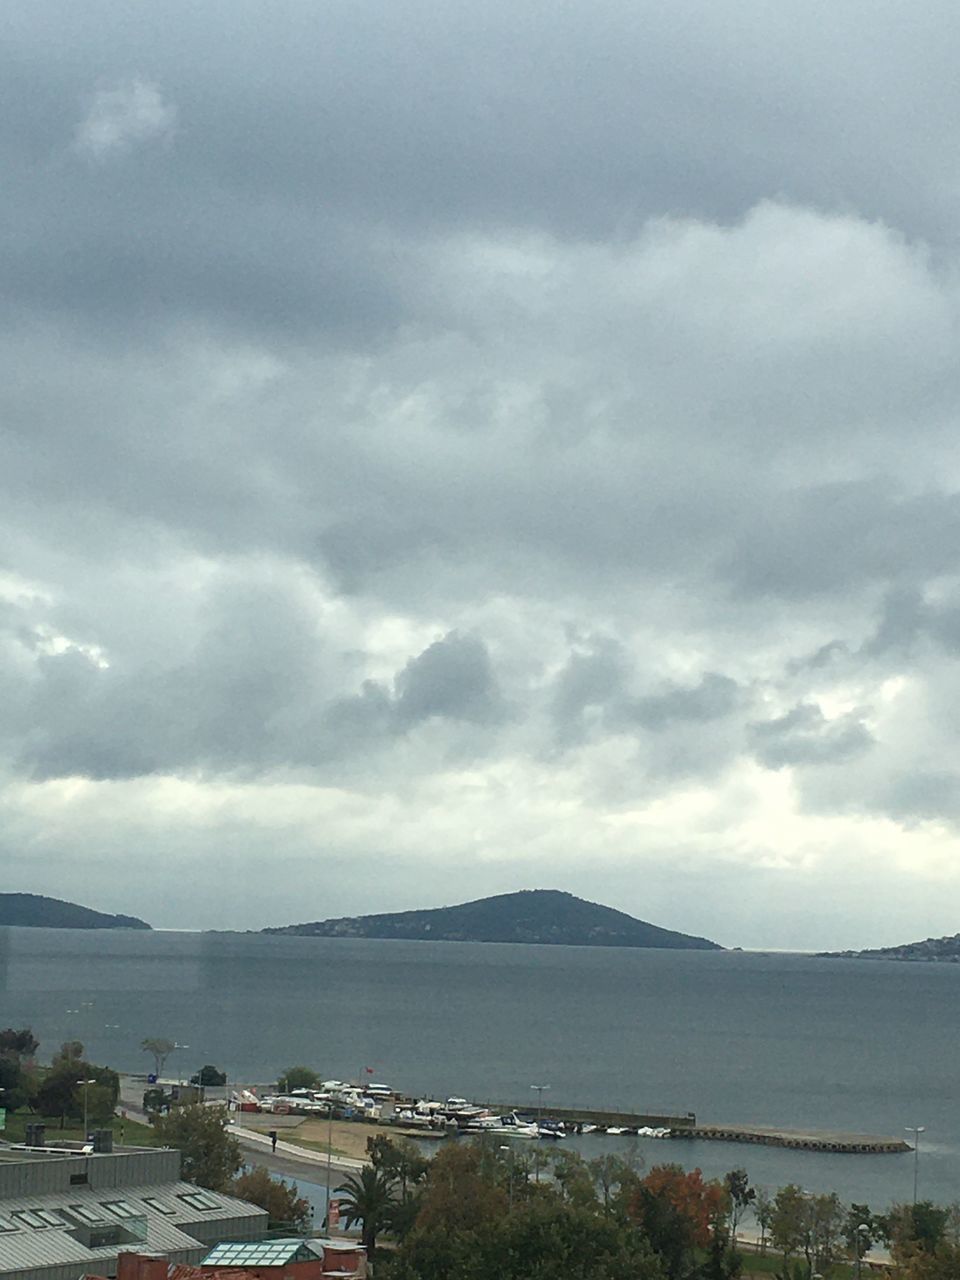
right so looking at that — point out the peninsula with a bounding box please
[264,888,722,949]
[821,933,960,962]
[0,893,151,930]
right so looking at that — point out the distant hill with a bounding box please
[821,933,960,962]
[0,893,151,930]
[264,888,722,950]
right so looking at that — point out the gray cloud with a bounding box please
[3,0,960,941]
[623,673,743,731]
[749,703,874,769]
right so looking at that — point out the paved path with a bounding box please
[232,1124,365,1175]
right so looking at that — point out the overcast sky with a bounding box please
[5,0,960,947]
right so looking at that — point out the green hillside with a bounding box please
[0,893,151,930]
[264,888,721,950]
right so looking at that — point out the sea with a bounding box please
[2,926,958,1213]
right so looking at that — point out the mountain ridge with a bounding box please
[0,893,151,930]
[263,888,722,950]
[820,932,960,962]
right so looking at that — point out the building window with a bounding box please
[70,1173,89,1185]
[101,1200,141,1220]
[0,1216,18,1233]
[68,1204,109,1225]
[177,1191,220,1211]
[12,1210,59,1229]
[142,1198,176,1216]
[35,1210,65,1227]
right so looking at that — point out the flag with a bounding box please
[365,1066,374,1073]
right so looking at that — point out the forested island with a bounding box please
[822,933,960,962]
[264,888,722,949]
[0,893,151,930]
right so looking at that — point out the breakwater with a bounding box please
[671,1124,910,1154]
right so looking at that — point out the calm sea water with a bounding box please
[2,927,958,1210]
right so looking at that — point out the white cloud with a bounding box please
[74,78,177,159]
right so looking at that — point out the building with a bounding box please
[103,1239,365,1280]
[0,1135,267,1280]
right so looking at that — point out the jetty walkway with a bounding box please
[671,1124,909,1154]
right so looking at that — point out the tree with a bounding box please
[887,1201,950,1269]
[550,1149,598,1208]
[232,1167,311,1231]
[770,1184,812,1264]
[900,1242,960,1280]
[488,1196,665,1280]
[589,1153,642,1213]
[32,1061,118,1129]
[277,1066,321,1092]
[141,1038,176,1077]
[335,1166,396,1256]
[412,1144,507,1236]
[724,1169,755,1248]
[394,1182,665,1280]
[635,1165,726,1250]
[34,1070,80,1128]
[0,1056,31,1113]
[53,1040,85,1067]
[844,1203,880,1260]
[773,1263,810,1280]
[191,1065,227,1087]
[0,1028,39,1060]
[152,1103,241,1191]
[367,1134,429,1201]
[808,1192,845,1273]
[770,1185,844,1275]
[754,1186,773,1256]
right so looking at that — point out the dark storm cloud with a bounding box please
[394,632,506,726]
[4,0,960,937]
[749,703,874,769]
[4,0,960,349]
[623,673,743,730]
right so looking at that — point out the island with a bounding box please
[263,888,722,949]
[0,893,151,930]
[821,933,960,962]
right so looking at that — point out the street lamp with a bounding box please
[530,1084,549,1182]
[325,1098,334,1233]
[854,1222,870,1280]
[499,1145,514,1209]
[904,1126,925,1205]
[79,1079,97,1138]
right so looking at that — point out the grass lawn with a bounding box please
[740,1251,857,1278]
[2,1111,157,1147]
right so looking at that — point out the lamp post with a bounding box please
[854,1223,869,1280]
[325,1098,334,1234]
[530,1084,549,1182]
[499,1145,514,1210]
[80,1079,97,1138]
[173,1044,189,1085]
[905,1126,925,1205]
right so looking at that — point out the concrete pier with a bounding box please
[671,1124,910,1154]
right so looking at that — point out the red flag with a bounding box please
[365,1066,374,1073]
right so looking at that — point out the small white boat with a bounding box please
[489,1112,540,1138]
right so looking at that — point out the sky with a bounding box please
[3,0,960,948]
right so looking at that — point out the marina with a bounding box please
[228,1085,909,1154]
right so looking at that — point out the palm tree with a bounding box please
[335,1167,396,1257]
